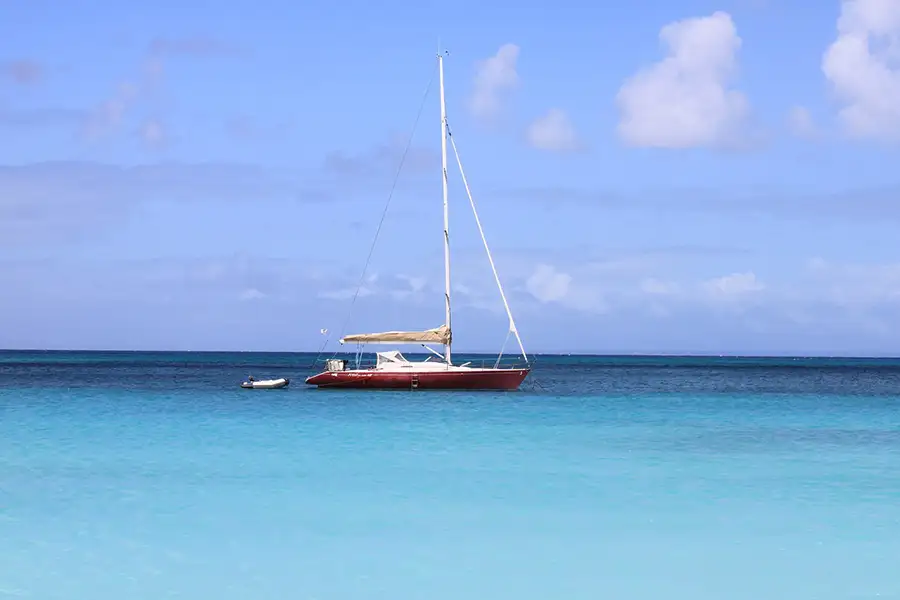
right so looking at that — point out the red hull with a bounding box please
[305,368,530,390]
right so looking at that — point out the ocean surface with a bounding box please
[1,351,899,599]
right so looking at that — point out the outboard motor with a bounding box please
[325,359,347,372]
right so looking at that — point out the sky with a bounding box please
[2,0,900,355]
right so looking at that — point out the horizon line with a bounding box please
[3,348,900,359]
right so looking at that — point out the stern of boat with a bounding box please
[305,357,350,386]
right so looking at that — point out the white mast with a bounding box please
[438,51,452,366]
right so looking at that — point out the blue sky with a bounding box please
[2,0,900,354]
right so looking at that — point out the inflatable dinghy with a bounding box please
[240,377,290,389]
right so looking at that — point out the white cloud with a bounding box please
[822,0,900,140]
[702,271,765,299]
[525,108,581,152]
[526,264,571,302]
[468,43,520,120]
[514,257,900,336]
[616,11,750,149]
[787,105,819,139]
[523,263,609,314]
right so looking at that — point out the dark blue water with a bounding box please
[1,352,898,599]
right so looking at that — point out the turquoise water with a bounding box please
[1,351,899,599]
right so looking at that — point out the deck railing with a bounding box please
[314,355,530,372]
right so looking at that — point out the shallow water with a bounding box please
[1,352,898,599]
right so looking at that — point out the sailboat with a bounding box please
[305,50,530,390]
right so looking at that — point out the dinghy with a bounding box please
[240,377,290,389]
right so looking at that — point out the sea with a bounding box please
[1,351,899,600]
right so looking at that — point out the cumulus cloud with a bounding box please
[468,43,520,120]
[526,264,572,302]
[523,263,609,313]
[822,0,900,140]
[616,11,751,149]
[525,108,582,152]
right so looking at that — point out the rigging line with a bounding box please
[494,329,512,369]
[445,124,528,363]
[333,63,438,345]
[305,332,332,370]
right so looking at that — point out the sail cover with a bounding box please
[340,325,450,345]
